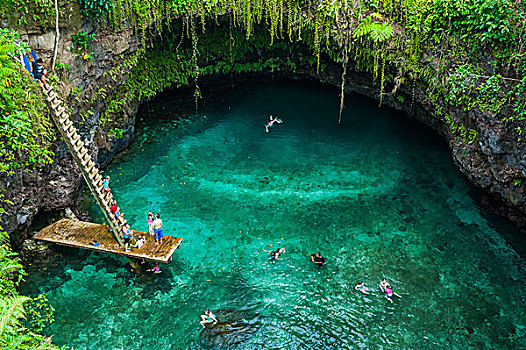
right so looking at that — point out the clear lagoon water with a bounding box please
[21,80,526,349]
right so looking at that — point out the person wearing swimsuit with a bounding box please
[147,212,154,235]
[355,281,370,294]
[265,115,283,133]
[384,285,402,303]
[263,247,286,260]
[153,213,163,245]
[200,309,218,328]
[379,278,389,292]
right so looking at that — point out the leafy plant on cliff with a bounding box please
[0,29,55,175]
[80,0,113,22]
[0,231,58,350]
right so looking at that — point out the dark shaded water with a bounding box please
[21,80,526,349]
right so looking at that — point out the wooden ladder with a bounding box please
[41,84,126,247]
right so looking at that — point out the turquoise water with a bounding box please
[21,81,526,349]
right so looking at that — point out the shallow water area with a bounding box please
[21,80,526,349]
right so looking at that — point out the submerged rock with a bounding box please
[199,308,257,349]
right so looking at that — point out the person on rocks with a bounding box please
[200,309,218,328]
[31,58,49,89]
[153,213,163,245]
[310,252,325,268]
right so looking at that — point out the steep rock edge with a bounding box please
[2,26,525,245]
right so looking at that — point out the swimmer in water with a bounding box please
[265,115,283,133]
[379,278,389,292]
[354,281,370,294]
[384,285,402,303]
[263,247,286,260]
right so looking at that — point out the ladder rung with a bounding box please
[51,101,61,110]
[46,92,57,102]
[57,109,67,120]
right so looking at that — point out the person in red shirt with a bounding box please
[110,201,117,214]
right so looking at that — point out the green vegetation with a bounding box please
[0,199,57,349]
[0,29,55,175]
[0,1,525,348]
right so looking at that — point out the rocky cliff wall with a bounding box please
[2,21,525,245]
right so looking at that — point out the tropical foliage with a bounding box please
[0,232,57,350]
[0,29,55,175]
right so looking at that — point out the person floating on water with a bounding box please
[310,252,325,268]
[200,309,218,328]
[263,247,286,260]
[379,278,389,292]
[355,281,370,294]
[384,285,402,303]
[153,213,163,245]
[265,115,283,133]
[147,262,161,273]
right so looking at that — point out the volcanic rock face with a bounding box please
[2,22,525,241]
[199,309,257,349]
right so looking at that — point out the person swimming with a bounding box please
[265,115,283,133]
[263,247,286,260]
[354,281,370,294]
[384,285,402,303]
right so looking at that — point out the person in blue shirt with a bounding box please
[103,176,111,192]
[122,223,132,252]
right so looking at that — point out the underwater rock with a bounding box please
[199,308,257,349]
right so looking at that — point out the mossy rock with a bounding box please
[199,308,257,349]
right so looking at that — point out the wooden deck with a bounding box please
[34,219,182,263]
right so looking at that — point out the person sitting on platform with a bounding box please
[200,309,218,328]
[121,223,132,252]
[132,236,146,249]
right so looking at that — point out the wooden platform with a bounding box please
[34,219,182,263]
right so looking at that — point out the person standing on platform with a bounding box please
[153,213,163,245]
[122,223,132,252]
[147,212,154,236]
